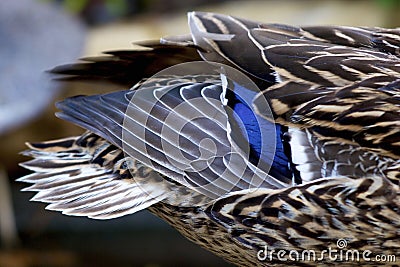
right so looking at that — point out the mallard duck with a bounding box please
[19,12,400,266]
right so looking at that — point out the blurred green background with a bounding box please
[0,0,399,266]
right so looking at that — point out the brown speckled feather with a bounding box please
[19,12,400,266]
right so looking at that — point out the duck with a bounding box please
[18,12,400,266]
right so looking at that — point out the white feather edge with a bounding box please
[18,140,167,220]
[288,127,323,182]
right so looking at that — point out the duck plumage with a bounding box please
[19,12,400,266]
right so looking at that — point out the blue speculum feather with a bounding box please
[228,90,292,181]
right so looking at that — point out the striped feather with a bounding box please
[19,133,165,219]
[55,74,287,200]
[18,11,400,266]
[208,175,400,256]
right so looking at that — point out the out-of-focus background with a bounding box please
[0,0,399,266]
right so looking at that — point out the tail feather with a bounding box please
[18,132,166,219]
[50,42,202,87]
